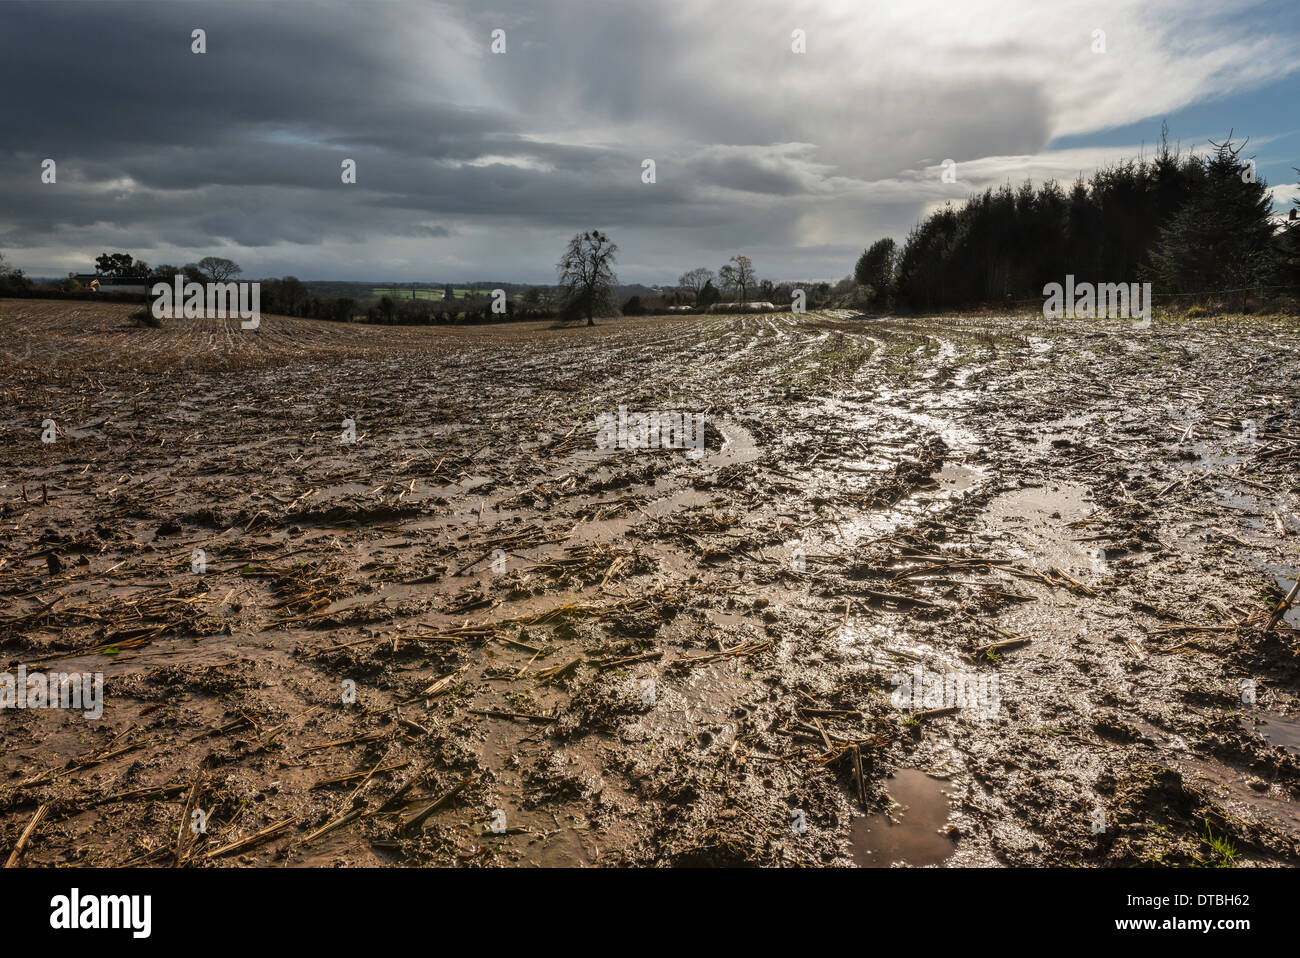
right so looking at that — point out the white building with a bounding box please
[70,272,151,295]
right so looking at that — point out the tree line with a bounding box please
[857,130,1300,312]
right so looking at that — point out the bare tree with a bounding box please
[195,256,242,283]
[677,267,714,304]
[0,251,30,294]
[557,230,619,326]
[718,255,755,302]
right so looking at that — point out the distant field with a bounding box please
[371,288,478,300]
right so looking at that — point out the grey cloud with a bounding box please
[0,0,1294,282]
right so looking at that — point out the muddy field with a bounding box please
[2,298,1299,868]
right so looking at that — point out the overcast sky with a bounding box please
[2,0,1298,283]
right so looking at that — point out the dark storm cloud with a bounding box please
[0,1,730,273]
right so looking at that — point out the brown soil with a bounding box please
[2,299,1298,867]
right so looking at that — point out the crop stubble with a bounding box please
[1,299,1298,867]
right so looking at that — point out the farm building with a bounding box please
[707,301,778,313]
[69,272,152,295]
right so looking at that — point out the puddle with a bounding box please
[645,487,720,516]
[934,462,984,495]
[1270,572,1300,630]
[878,405,981,453]
[712,418,761,465]
[827,460,987,549]
[1241,711,1300,755]
[850,769,956,867]
[982,482,1096,571]
[834,618,964,673]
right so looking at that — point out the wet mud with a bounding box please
[2,300,1298,867]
